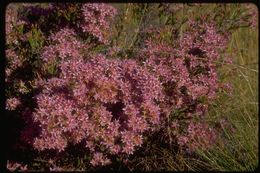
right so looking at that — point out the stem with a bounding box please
[180,3,185,40]
[123,4,130,49]
[128,3,148,49]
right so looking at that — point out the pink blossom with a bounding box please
[6,97,21,110]
[7,161,28,172]
[90,152,111,166]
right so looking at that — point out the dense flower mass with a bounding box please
[81,3,117,44]
[34,44,165,160]
[31,15,229,163]
[40,28,84,63]
[139,21,228,114]
[137,17,229,151]
[5,49,23,79]
[5,3,240,168]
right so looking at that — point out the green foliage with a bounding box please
[28,27,44,53]
[195,26,258,171]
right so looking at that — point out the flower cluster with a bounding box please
[40,27,84,63]
[34,35,165,162]
[177,122,217,152]
[81,3,117,44]
[147,19,227,105]
[90,152,111,166]
[245,3,258,28]
[5,5,26,83]
[138,17,230,151]
[6,97,21,110]
[6,5,16,41]
[7,160,28,172]
[5,49,23,80]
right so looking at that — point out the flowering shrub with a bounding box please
[34,43,164,164]
[136,17,230,151]
[6,3,254,169]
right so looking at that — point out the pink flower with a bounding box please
[90,152,111,166]
[7,161,21,172]
[7,161,28,172]
[6,97,21,110]
[177,136,188,146]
